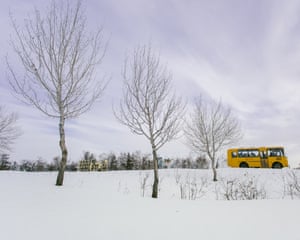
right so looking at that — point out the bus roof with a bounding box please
[228,146,284,151]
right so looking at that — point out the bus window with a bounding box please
[268,150,274,157]
[249,150,259,157]
[268,148,284,157]
[237,149,259,158]
[238,150,248,158]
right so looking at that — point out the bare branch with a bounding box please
[7,0,107,119]
[0,106,22,153]
[115,45,185,151]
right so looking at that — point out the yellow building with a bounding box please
[78,160,107,171]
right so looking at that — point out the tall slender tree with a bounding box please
[115,45,185,198]
[7,0,107,185]
[185,96,242,181]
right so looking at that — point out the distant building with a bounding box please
[78,160,108,171]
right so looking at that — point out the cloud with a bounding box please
[1,0,300,166]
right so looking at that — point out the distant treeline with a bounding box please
[0,152,211,172]
[0,154,76,172]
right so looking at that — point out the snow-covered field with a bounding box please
[1,168,300,240]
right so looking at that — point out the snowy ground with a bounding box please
[1,168,300,240]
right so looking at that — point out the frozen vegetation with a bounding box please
[1,168,300,240]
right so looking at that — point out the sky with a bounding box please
[0,0,300,167]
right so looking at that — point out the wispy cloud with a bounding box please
[1,0,300,166]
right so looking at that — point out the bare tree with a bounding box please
[7,0,107,185]
[185,96,242,181]
[0,106,21,153]
[115,45,185,198]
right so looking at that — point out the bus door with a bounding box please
[259,149,269,168]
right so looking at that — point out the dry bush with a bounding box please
[175,172,208,200]
[139,172,151,197]
[219,174,266,200]
[282,170,300,199]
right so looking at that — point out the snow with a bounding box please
[0,169,300,240]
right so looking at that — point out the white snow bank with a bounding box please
[0,169,299,240]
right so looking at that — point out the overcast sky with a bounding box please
[1,0,300,167]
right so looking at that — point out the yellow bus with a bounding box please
[227,146,288,168]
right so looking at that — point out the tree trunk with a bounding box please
[211,158,218,182]
[151,147,159,198]
[56,117,68,186]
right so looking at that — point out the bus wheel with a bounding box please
[239,162,249,168]
[272,162,283,169]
